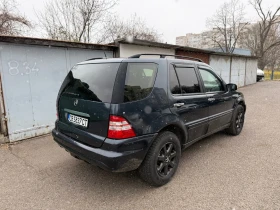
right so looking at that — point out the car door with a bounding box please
[197,66,235,134]
[169,63,209,142]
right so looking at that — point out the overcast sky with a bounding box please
[16,0,280,44]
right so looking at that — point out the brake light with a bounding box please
[107,115,136,139]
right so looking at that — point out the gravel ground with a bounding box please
[1,81,280,210]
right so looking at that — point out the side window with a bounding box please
[124,63,157,102]
[175,67,201,94]
[199,69,224,92]
[169,66,181,94]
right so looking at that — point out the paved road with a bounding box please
[1,81,280,210]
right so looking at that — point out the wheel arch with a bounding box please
[237,99,246,112]
[147,114,188,147]
[157,123,188,147]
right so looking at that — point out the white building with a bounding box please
[176,24,254,50]
[176,31,217,49]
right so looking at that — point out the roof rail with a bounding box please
[129,54,203,62]
[85,57,105,61]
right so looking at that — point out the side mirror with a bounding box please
[227,83,237,92]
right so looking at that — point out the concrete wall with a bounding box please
[209,55,257,86]
[0,42,113,142]
[119,43,175,58]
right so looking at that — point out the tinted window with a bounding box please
[175,67,201,94]
[124,63,157,102]
[62,63,120,102]
[169,66,181,94]
[199,69,224,92]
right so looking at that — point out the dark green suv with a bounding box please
[52,54,246,186]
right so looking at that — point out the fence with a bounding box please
[264,70,280,80]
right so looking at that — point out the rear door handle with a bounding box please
[208,98,215,102]
[174,103,185,108]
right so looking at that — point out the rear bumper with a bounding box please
[52,129,157,172]
[257,75,264,79]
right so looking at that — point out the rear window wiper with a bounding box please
[63,92,80,97]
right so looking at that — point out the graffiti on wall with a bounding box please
[8,61,40,76]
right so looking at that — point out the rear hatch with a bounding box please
[57,62,120,148]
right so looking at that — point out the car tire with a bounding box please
[226,105,245,136]
[138,131,181,186]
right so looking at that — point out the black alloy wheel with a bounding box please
[138,131,181,186]
[226,105,245,136]
[236,111,244,131]
[157,142,177,177]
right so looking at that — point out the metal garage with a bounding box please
[0,36,116,142]
[114,39,175,57]
[114,39,258,87]
[0,37,258,143]
[209,55,257,86]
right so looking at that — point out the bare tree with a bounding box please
[38,0,117,43]
[238,23,260,56]
[0,0,31,35]
[249,0,280,70]
[265,44,280,79]
[207,0,248,53]
[98,14,162,44]
[239,21,280,71]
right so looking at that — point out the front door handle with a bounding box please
[174,103,185,108]
[208,97,215,102]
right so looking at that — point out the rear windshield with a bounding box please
[62,63,120,103]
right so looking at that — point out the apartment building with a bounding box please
[176,30,217,49]
[176,23,254,50]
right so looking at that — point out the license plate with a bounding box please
[68,114,88,127]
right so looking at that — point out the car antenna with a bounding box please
[104,52,107,59]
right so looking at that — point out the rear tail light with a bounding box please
[107,115,136,139]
